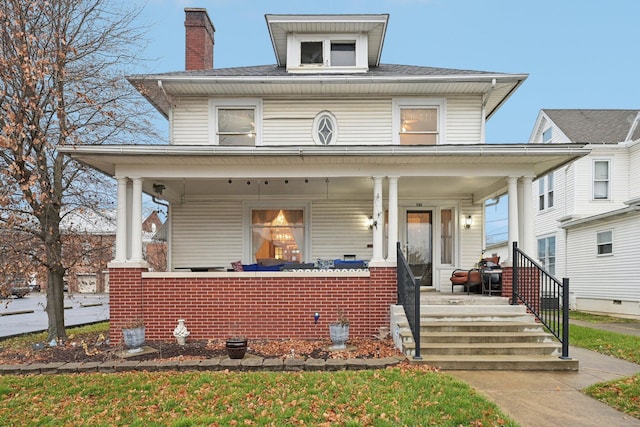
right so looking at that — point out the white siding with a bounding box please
[566,213,640,303]
[311,200,373,260]
[172,97,209,145]
[171,201,243,267]
[446,96,482,143]
[628,141,640,199]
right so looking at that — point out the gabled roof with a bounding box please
[543,109,640,143]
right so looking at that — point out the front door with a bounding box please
[406,210,432,286]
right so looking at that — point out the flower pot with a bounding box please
[329,323,349,350]
[226,337,248,359]
[122,326,145,353]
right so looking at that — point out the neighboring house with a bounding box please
[529,109,640,317]
[61,9,588,343]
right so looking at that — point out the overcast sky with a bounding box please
[138,0,639,240]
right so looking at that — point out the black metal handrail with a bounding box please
[396,242,422,360]
[512,241,570,359]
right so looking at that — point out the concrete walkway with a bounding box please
[450,346,640,426]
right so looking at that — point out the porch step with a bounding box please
[420,293,510,305]
[411,355,579,371]
[390,302,578,371]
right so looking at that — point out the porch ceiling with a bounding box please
[61,144,590,205]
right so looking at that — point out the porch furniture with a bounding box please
[481,268,503,296]
[450,268,482,294]
[175,266,226,272]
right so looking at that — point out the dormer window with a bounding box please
[288,34,367,73]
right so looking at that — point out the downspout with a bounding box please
[480,78,497,144]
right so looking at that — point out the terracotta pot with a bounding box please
[226,337,248,359]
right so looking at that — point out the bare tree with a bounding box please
[0,0,157,341]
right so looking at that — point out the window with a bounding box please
[542,128,552,143]
[593,160,610,200]
[393,98,445,145]
[288,33,367,73]
[251,209,304,263]
[537,236,556,275]
[440,209,453,264]
[312,111,338,145]
[538,173,554,211]
[596,230,613,255]
[209,99,262,146]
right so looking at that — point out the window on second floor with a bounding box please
[542,127,552,143]
[596,230,613,255]
[289,34,366,72]
[593,160,610,200]
[209,99,262,146]
[538,173,554,211]
[537,235,556,275]
[393,98,445,145]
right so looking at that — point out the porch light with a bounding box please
[464,215,473,229]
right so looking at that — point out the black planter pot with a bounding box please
[226,337,248,359]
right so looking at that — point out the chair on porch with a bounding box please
[450,268,482,294]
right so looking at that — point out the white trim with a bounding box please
[208,98,263,146]
[392,97,446,145]
[311,111,339,145]
[596,229,613,256]
[592,158,611,201]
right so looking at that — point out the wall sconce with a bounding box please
[464,215,473,229]
[368,216,377,230]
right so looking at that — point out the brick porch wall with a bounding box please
[501,266,541,312]
[108,267,397,346]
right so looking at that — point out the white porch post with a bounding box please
[521,176,535,256]
[371,176,384,263]
[387,176,399,263]
[130,177,144,262]
[114,177,128,262]
[506,176,519,264]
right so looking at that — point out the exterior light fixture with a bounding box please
[368,216,377,230]
[464,215,473,229]
[314,312,320,324]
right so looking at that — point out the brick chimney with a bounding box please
[184,8,215,70]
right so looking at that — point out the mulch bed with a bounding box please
[0,330,403,365]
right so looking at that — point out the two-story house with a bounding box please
[62,9,588,344]
[530,109,640,317]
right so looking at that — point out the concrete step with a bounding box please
[410,354,579,371]
[403,341,560,356]
[420,294,510,306]
[418,321,545,333]
[403,331,554,344]
[420,312,534,323]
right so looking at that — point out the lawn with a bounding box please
[0,368,517,426]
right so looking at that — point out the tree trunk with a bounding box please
[46,268,67,342]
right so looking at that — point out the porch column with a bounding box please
[506,176,519,264]
[114,177,128,262]
[371,176,384,263]
[387,176,399,263]
[521,176,535,256]
[130,177,144,262]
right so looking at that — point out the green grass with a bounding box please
[0,368,517,426]
[568,312,640,419]
[0,321,109,350]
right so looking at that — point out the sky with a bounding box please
[137,0,639,240]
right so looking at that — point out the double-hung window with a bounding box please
[538,173,554,211]
[393,98,445,145]
[210,99,262,146]
[596,230,613,255]
[593,160,610,200]
[537,236,556,275]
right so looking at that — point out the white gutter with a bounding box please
[559,204,640,229]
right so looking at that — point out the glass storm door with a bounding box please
[406,210,432,286]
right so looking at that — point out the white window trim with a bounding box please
[596,229,613,256]
[243,202,311,263]
[592,159,611,201]
[537,234,556,275]
[287,33,368,73]
[208,98,263,146]
[392,98,446,145]
[538,173,555,211]
[312,111,339,145]
[542,127,552,143]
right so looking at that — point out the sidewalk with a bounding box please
[450,346,640,426]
